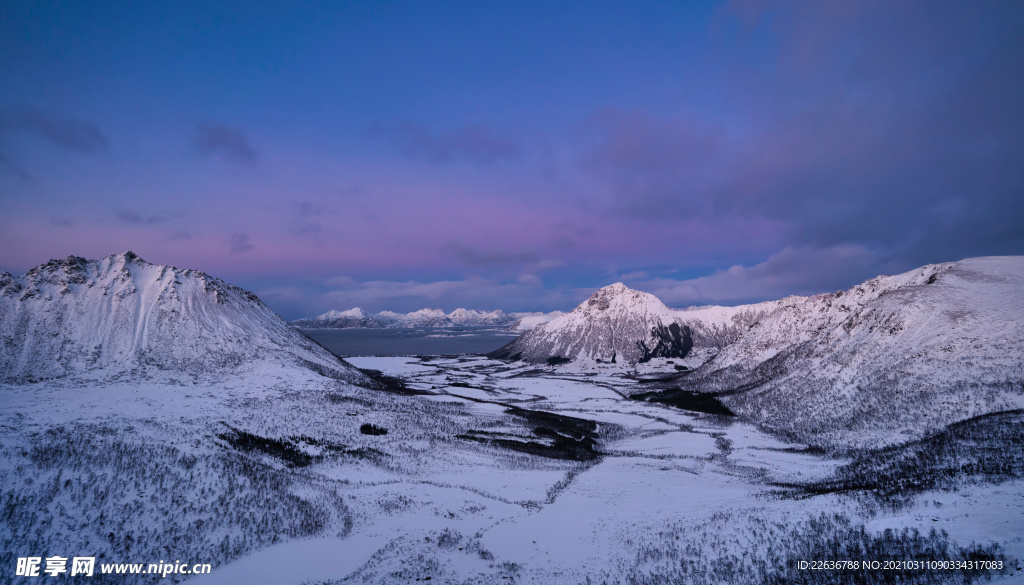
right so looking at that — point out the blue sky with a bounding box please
[2,1,1022,319]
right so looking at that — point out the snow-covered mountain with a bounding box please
[490,283,697,363]
[378,308,453,327]
[488,284,777,365]
[302,307,376,328]
[291,307,561,330]
[654,257,1024,449]
[0,252,367,383]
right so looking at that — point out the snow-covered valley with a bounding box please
[6,353,1022,584]
[2,254,1022,584]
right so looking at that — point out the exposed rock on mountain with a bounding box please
[0,252,367,383]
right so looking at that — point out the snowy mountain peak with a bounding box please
[317,308,366,321]
[491,283,690,364]
[0,253,364,383]
[576,283,670,316]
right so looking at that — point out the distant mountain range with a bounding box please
[290,307,564,331]
[0,252,366,383]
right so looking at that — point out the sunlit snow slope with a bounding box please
[0,252,366,383]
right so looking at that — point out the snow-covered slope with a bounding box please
[490,283,695,364]
[673,303,780,349]
[292,307,562,329]
[668,257,1024,449]
[0,252,367,383]
[507,311,566,332]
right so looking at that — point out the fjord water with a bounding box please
[298,326,519,356]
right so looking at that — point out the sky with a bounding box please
[1,1,1022,319]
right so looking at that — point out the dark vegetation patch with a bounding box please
[324,393,374,408]
[635,374,682,383]
[623,512,1010,585]
[217,425,318,467]
[631,388,735,416]
[457,431,598,461]
[505,406,598,439]
[458,407,600,461]
[752,445,828,456]
[446,381,496,394]
[360,423,388,436]
[294,357,354,381]
[763,515,1008,585]
[217,424,386,467]
[546,356,571,366]
[340,447,389,462]
[358,368,432,396]
[2,423,349,580]
[786,410,1024,499]
[508,367,553,378]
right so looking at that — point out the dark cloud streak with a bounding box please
[290,201,323,236]
[227,233,254,253]
[0,106,108,179]
[447,242,539,266]
[193,122,257,163]
[0,106,108,153]
[367,121,520,165]
[115,211,167,226]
